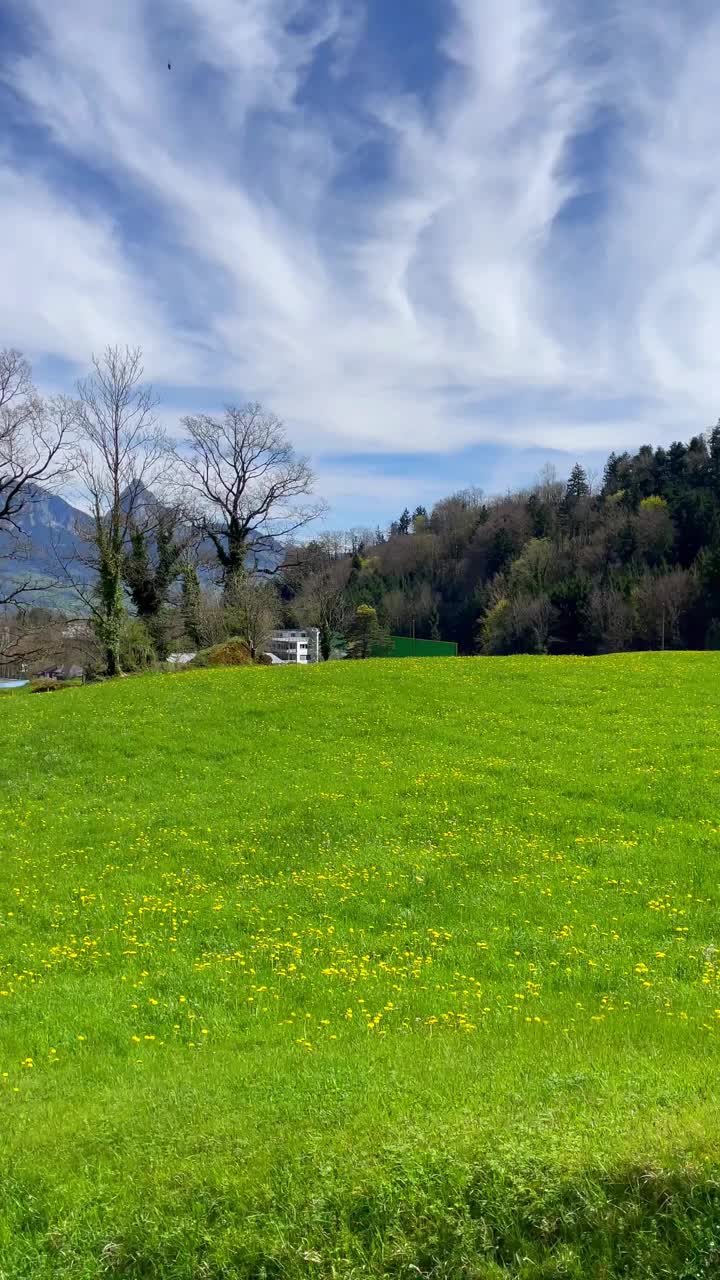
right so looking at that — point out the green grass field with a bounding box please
[2,653,720,1278]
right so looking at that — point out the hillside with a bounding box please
[288,432,720,657]
[2,654,720,1277]
[0,485,93,609]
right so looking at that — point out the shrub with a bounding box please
[119,618,156,672]
[193,637,254,668]
[29,678,61,694]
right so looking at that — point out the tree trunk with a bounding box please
[106,645,121,677]
[222,527,247,591]
[320,624,332,661]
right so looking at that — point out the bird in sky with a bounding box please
[167,62,172,71]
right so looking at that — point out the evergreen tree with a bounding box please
[667,441,688,489]
[92,518,127,677]
[346,604,389,659]
[549,577,592,653]
[347,550,363,587]
[181,564,203,649]
[486,527,516,577]
[564,463,590,503]
[124,525,153,617]
[527,493,552,538]
[123,510,187,659]
[613,519,639,566]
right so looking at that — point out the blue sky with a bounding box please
[2,0,720,528]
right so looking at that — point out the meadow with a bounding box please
[1,652,720,1278]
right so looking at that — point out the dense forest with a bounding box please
[284,427,720,657]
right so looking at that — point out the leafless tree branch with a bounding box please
[67,346,169,675]
[0,350,73,606]
[173,404,326,584]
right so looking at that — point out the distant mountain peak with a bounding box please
[119,480,161,518]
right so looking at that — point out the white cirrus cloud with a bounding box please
[1,0,720,493]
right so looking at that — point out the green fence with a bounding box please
[376,635,458,659]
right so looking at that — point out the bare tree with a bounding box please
[635,569,697,648]
[534,463,564,506]
[174,404,325,587]
[193,596,230,650]
[292,559,351,660]
[480,592,553,655]
[0,349,72,606]
[0,607,52,673]
[224,573,281,658]
[517,594,553,653]
[379,586,407,634]
[0,608,96,677]
[282,530,351,580]
[69,346,166,676]
[589,586,634,653]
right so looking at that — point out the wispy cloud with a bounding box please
[2,0,720,512]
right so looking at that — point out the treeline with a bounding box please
[284,436,720,656]
[4,341,720,673]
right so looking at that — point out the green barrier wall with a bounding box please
[375,635,458,658]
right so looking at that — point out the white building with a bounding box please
[267,628,320,664]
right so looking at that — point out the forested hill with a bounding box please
[287,427,720,656]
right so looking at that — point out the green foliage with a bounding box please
[527,492,553,538]
[123,512,187,659]
[486,526,516,578]
[119,617,156,672]
[509,538,555,596]
[123,522,153,612]
[346,603,389,658]
[91,519,126,677]
[480,596,510,653]
[480,594,552,655]
[181,563,203,648]
[549,576,592,653]
[1,655,720,1275]
[564,462,590,502]
[319,622,332,661]
[347,550,363,588]
[283,425,720,659]
[28,677,61,693]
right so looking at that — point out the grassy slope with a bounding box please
[1,653,720,1278]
